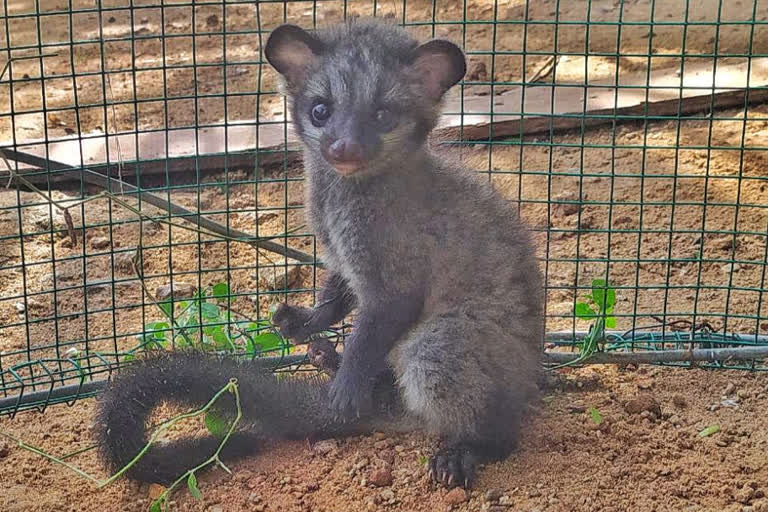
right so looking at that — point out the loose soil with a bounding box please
[2,1,768,511]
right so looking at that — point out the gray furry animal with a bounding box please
[95,18,543,489]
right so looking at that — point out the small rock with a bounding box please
[14,302,25,313]
[114,250,137,272]
[484,489,503,503]
[737,389,750,400]
[206,14,219,26]
[466,61,488,81]
[90,236,110,249]
[369,467,393,487]
[736,485,756,504]
[248,492,262,503]
[552,192,581,216]
[444,487,468,505]
[380,489,395,502]
[724,382,736,396]
[567,403,586,413]
[672,394,688,409]
[354,457,370,470]
[208,506,223,512]
[377,449,395,466]
[257,259,309,291]
[148,483,167,501]
[489,507,508,512]
[498,495,514,505]
[155,282,197,300]
[624,395,662,416]
[0,441,10,458]
[312,439,338,455]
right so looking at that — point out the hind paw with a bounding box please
[428,445,477,489]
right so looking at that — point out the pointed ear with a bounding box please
[407,39,466,100]
[265,24,324,85]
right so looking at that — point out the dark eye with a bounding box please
[310,102,331,127]
[375,109,395,131]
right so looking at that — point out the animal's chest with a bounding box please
[308,183,398,293]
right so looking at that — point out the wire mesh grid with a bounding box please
[1,0,767,416]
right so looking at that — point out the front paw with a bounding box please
[271,303,314,342]
[328,370,373,419]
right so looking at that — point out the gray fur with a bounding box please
[269,18,544,485]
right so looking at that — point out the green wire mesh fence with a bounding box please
[1,0,767,416]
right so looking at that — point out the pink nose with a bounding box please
[327,139,364,164]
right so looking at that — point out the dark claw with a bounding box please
[428,445,477,489]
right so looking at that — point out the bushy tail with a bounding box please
[94,351,361,484]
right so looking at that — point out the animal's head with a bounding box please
[265,19,465,178]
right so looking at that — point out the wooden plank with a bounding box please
[2,57,767,184]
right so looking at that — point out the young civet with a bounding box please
[95,18,544,489]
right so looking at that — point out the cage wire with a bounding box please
[0,0,767,417]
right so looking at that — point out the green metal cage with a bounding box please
[1,0,767,417]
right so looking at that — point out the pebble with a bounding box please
[369,467,393,487]
[90,236,110,249]
[114,250,136,272]
[444,487,468,505]
[155,282,197,300]
[624,395,662,416]
[736,485,756,504]
[380,489,395,502]
[147,483,167,501]
[484,489,503,502]
[738,389,750,400]
[312,439,339,455]
[724,382,736,396]
[498,495,514,505]
[208,506,223,512]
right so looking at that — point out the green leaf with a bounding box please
[591,279,616,310]
[588,407,603,425]
[575,302,598,319]
[187,473,202,501]
[123,353,135,362]
[245,337,257,357]
[150,499,163,512]
[698,424,720,438]
[201,302,221,320]
[254,332,283,351]
[605,316,617,329]
[418,455,429,466]
[205,411,230,438]
[158,300,173,317]
[211,328,230,349]
[212,282,230,298]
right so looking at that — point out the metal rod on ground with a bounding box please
[544,345,768,365]
[5,344,768,415]
[0,148,316,264]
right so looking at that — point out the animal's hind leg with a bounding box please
[390,317,530,488]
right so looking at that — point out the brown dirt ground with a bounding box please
[2,0,768,511]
